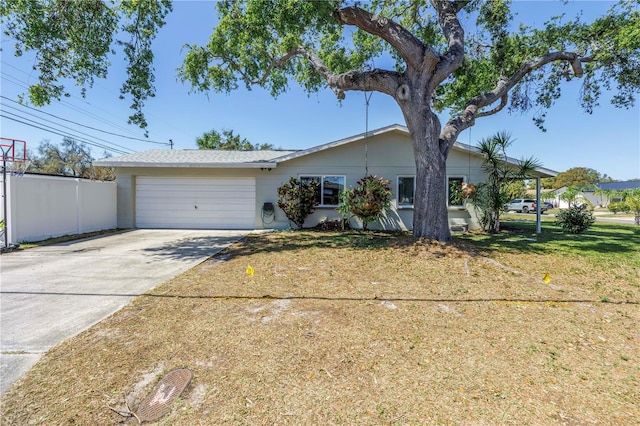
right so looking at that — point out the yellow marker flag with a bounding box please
[246,265,255,277]
[542,272,551,283]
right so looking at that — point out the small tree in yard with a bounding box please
[342,176,392,231]
[556,205,595,234]
[560,185,594,208]
[469,132,540,233]
[622,189,640,225]
[277,177,320,229]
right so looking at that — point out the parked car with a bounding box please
[503,199,548,214]
[543,201,554,210]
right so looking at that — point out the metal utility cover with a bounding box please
[137,368,193,422]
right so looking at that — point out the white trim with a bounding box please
[94,161,279,168]
[397,175,416,208]
[447,175,467,208]
[299,174,346,207]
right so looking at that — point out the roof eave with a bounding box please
[92,161,279,169]
[271,123,408,163]
[451,141,558,178]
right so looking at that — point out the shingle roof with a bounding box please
[93,124,557,178]
[94,149,297,168]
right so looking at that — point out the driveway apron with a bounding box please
[0,229,250,395]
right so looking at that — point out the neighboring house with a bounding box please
[554,181,640,208]
[94,124,557,231]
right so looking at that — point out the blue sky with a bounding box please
[1,0,639,180]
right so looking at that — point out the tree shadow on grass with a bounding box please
[140,230,405,261]
[140,222,639,263]
[232,230,406,255]
[456,221,640,257]
[141,234,247,261]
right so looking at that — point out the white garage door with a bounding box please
[136,177,256,229]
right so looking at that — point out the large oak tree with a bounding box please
[2,0,639,241]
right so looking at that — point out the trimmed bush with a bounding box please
[277,177,320,229]
[555,204,595,234]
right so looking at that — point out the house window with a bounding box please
[396,175,468,207]
[300,175,345,206]
[398,176,415,206]
[447,176,467,207]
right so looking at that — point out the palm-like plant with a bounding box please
[623,189,640,226]
[470,131,541,233]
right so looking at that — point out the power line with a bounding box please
[0,107,135,153]
[1,114,131,155]
[1,104,136,152]
[1,65,172,144]
[0,95,170,145]
[1,68,144,138]
[0,112,132,155]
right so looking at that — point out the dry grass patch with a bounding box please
[2,230,638,425]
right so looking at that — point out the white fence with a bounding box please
[1,173,117,245]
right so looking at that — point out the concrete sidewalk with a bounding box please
[0,229,250,395]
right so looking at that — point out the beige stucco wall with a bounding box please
[113,129,488,231]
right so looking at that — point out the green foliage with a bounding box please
[196,129,274,150]
[552,167,604,189]
[607,201,630,215]
[555,204,595,234]
[0,0,172,130]
[336,189,354,230]
[469,131,541,233]
[29,138,114,180]
[178,1,640,124]
[559,185,593,208]
[276,177,320,229]
[621,188,640,225]
[340,175,392,231]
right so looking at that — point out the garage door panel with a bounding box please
[136,177,256,229]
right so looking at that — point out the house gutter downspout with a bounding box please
[536,177,542,234]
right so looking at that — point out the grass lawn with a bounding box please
[1,222,638,424]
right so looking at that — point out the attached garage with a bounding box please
[136,177,256,229]
[94,125,557,232]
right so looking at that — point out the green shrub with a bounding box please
[277,177,320,229]
[555,204,595,234]
[336,189,354,230]
[341,175,392,230]
[608,201,629,215]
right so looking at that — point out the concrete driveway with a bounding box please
[0,229,250,395]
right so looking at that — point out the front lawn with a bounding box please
[2,223,638,424]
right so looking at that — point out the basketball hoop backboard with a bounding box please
[0,138,27,163]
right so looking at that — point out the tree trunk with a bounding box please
[404,109,452,242]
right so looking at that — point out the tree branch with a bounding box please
[477,93,508,118]
[430,0,465,86]
[208,46,399,99]
[302,48,400,98]
[440,50,593,152]
[332,6,431,71]
[477,51,590,110]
